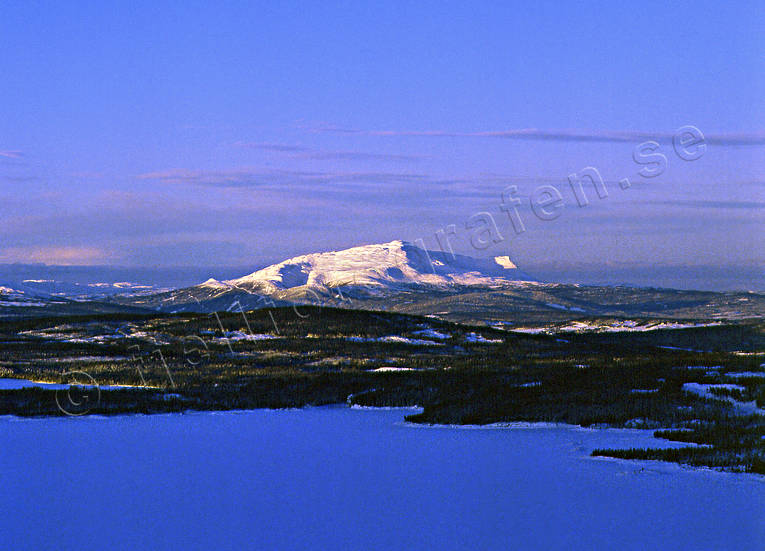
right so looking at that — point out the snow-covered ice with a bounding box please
[0,408,761,551]
[0,378,151,391]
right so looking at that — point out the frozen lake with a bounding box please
[0,377,72,390]
[0,407,762,550]
[0,377,148,391]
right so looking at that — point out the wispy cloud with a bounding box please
[233,141,422,162]
[137,166,714,195]
[1,175,40,183]
[310,125,765,146]
[138,167,431,188]
[233,142,311,153]
[0,150,23,159]
[302,150,422,162]
[647,199,765,210]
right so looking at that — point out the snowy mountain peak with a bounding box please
[200,278,228,289]
[223,240,532,292]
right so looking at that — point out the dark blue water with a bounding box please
[0,407,762,550]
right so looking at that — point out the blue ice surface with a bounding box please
[0,378,71,390]
[0,406,762,551]
[0,378,141,391]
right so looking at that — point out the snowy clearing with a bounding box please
[371,367,416,372]
[464,332,503,344]
[214,331,279,342]
[724,371,765,379]
[511,320,723,335]
[346,335,443,346]
[412,328,451,340]
[682,383,764,416]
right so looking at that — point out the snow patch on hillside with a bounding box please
[346,335,443,346]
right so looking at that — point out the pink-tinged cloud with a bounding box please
[0,246,113,265]
[0,150,23,159]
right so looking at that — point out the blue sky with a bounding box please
[1,1,763,279]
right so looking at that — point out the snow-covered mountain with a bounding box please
[210,240,533,293]
[119,241,534,312]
